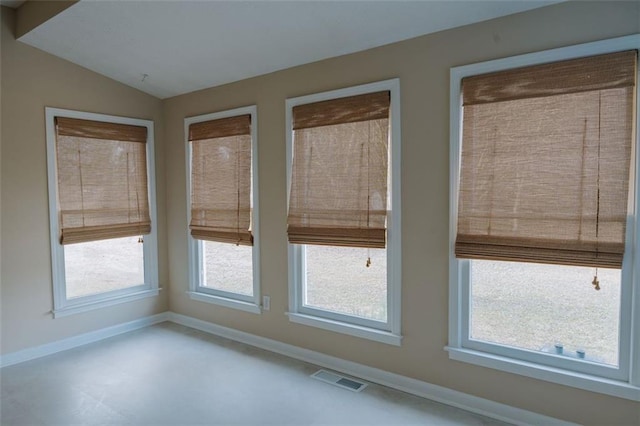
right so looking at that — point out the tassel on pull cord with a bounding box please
[138,236,143,243]
[592,268,600,291]
[366,248,371,268]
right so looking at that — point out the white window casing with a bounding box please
[447,35,640,401]
[185,106,261,314]
[45,108,159,318]
[286,79,402,346]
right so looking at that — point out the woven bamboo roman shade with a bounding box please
[456,50,637,268]
[55,117,150,245]
[288,91,390,248]
[189,115,253,245]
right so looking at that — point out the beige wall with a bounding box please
[0,7,169,353]
[163,1,639,424]
[15,0,77,38]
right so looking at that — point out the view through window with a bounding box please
[202,240,253,296]
[64,236,144,299]
[304,245,387,322]
[470,260,621,366]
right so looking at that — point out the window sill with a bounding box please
[445,346,640,401]
[187,291,262,314]
[53,288,160,318]
[287,312,402,346]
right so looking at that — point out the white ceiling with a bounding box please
[18,0,561,99]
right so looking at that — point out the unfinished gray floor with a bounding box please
[1,322,508,425]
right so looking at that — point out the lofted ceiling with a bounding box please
[16,0,561,99]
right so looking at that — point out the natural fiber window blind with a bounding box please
[288,91,390,248]
[189,115,253,246]
[55,117,150,245]
[456,50,637,268]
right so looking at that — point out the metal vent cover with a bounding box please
[311,369,368,392]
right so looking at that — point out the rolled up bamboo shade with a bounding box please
[189,114,253,246]
[288,91,390,248]
[55,117,150,245]
[456,50,637,268]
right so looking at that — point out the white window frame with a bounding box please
[447,35,640,401]
[185,106,261,314]
[286,79,402,346]
[45,107,159,318]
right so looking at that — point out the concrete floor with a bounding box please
[1,322,508,425]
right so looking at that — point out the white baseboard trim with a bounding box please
[0,312,169,368]
[167,312,576,426]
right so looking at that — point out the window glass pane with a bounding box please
[64,236,144,299]
[305,245,386,322]
[470,260,621,366]
[203,241,253,296]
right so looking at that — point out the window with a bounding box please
[185,106,261,314]
[448,35,640,400]
[45,108,159,318]
[286,80,401,345]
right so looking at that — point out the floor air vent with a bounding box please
[311,369,368,392]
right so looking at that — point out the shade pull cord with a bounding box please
[130,150,143,244]
[593,92,602,291]
[236,136,241,246]
[134,151,142,224]
[487,126,498,236]
[78,148,85,228]
[366,121,372,268]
